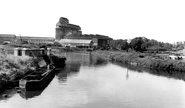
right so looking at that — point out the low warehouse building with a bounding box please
[58,39,93,48]
[0,34,16,44]
[16,36,54,44]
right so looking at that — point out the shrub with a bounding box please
[0,54,41,81]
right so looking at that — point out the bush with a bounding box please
[0,54,41,81]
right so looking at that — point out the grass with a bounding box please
[0,53,41,91]
[92,50,185,73]
[90,50,185,81]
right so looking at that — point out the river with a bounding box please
[0,52,185,108]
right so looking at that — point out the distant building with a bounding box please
[59,39,93,48]
[0,34,54,45]
[65,34,113,48]
[55,17,82,40]
[55,17,112,48]
[1,17,112,48]
[0,34,16,44]
[16,36,54,44]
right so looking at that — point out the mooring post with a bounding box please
[22,48,27,56]
[40,48,45,55]
[47,48,51,55]
[14,48,19,56]
[47,48,52,70]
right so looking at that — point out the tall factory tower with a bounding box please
[55,17,82,40]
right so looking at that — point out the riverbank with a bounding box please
[0,53,42,92]
[0,45,46,92]
[0,44,67,92]
[92,50,185,73]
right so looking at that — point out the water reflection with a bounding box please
[60,52,108,66]
[56,62,81,84]
[114,62,185,81]
[61,52,92,66]
[56,52,109,84]
[126,68,129,80]
[0,52,184,108]
[19,89,43,100]
[0,89,17,101]
[19,68,63,100]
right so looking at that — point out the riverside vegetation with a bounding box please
[92,50,185,71]
[0,45,46,92]
[91,50,185,81]
[54,36,185,78]
[107,37,185,71]
[1,36,185,91]
[0,53,43,91]
[0,44,65,92]
[91,36,185,80]
[0,55,41,89]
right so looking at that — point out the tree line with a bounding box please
[110,37,174,52]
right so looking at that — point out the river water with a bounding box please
[0,52,185,108]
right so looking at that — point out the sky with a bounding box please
[0,0,185,43]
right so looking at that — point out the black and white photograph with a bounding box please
[0,0,185,108]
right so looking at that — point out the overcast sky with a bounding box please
[0,0,185,43]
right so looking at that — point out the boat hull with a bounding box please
[51,56,66,68]
[19,68,56,91]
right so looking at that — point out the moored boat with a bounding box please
[41,54,66,68]
[50,55,66,68]
[19,67,56,91]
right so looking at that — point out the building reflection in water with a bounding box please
[56,52,110,84]
[56,52,107,84]
[56,62,81,84]
[62,52,92,66]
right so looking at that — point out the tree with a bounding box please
[111,36,173,52]
[110,39,129,51]
[130,37,148,52]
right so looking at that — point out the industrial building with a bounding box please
[55,17,82,40]
[55,17,112,49]
[0,34,54,45]
[16,36,54,44]
[0,34,16,44]
[59,39,93,48]
[0,17,112,49]
[64,34,112,49]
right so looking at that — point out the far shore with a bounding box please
[92,50,185,72]
[91,50,185,81]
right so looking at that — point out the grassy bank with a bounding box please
[92,50,185,73]
[0,54,41,91]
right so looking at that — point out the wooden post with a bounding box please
[22,48,27,56]
[14,48,19,56]
[40,48,45,55]
[47,48,51,55]
[47,48,53,69]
